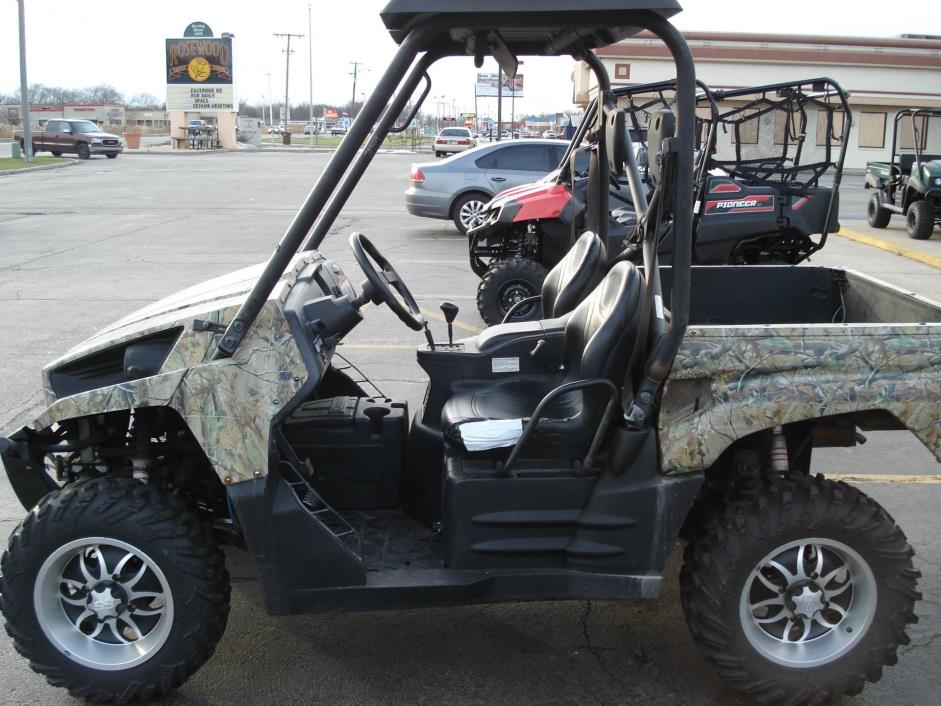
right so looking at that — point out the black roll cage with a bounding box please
[215,10,696,428]
[890,108,941,169]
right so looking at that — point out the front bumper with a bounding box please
[89,142,124,155]
[1,429,59,510]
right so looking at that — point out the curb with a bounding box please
[835,227,941,270]
[124,148,237,156]
[0,159,77,176]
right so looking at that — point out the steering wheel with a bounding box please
[349,232,425,331]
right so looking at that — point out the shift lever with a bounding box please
[440,302,459,346]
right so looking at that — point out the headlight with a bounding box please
[91,138,102,144]
[935,177,941,186]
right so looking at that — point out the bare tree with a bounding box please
[127,93,165,110]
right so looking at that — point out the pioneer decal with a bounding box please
[704,194,775,215]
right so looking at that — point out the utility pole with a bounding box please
[307,4,313,130]
[349,61,364,119]
[496,67,503,142]
[17,0,33,162]
[274,32,304,127]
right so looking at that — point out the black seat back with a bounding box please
[563,261,644,385]
[541,231,606,318]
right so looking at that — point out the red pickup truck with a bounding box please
[14,119,124,160]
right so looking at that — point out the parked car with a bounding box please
[14,119,123,160]
[542,129,557,139]
[267,125,284,135]
[303,124,319,135]
[433,127,475,157]
[329,124,347,135]
[405,139,567,233]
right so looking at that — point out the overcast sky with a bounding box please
[1,1,939,116]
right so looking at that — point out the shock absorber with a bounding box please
[769,425,789,473]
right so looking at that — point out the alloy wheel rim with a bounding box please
[460,200,486,230]
[739,537,876,667]
[34,537,174,671]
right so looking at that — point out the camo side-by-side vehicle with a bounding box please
[0,2,926,703]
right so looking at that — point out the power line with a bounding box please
[273,32,304,126]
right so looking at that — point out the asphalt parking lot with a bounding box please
[1,151,940,705]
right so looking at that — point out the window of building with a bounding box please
[899,113,928,150]
[614,63,631,80]
[815,110,845,146]
[773,108,803,146]
[730,110,759,145]
[858,112,886,149]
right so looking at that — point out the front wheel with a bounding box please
[682,473,920,703]
[51,151,62,157]
[477,257,547,325]
[867,192,891,228]
[906,199,934,240]
[106,153,118,159]
[76,143,90,160]
[0,477,230,702]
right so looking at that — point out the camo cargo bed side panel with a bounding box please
[658,324,941,474]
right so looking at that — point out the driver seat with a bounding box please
[443,260,644,457]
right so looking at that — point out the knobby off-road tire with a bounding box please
[866,193,891,229]
[906,200,934,240]
[477,257,547,325]
[681,472,920,704]
[0,477,230,703]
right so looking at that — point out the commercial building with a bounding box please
[1,103,125,128]
[574,32,941,169]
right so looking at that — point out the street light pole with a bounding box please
[266,72,273,126]
[16,0,33,162]
[308,4,313,130]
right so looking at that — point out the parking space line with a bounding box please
[836,227,941,270]
[415,294,476,301]
[825,473,941,484]
[341,343,415,350]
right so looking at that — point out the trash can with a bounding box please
[11,141,21,159]
[282,131,292,145]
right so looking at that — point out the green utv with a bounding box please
[865,108,941,239]
[0,2,928,703]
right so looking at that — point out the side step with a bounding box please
[281,567,662,614]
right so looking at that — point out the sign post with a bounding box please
[165,28,236,149]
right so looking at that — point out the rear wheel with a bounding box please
[906,199,934,239]
[51,151,62,157]
[682,473,920,704]
[866,193,891,228]
[106,153,118,159]
[76,143,90,160]
[0,477,230,702]
[452,192,490,234]
[477,257,547,325]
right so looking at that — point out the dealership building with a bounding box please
[574,32,941,170]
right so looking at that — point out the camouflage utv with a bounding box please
[0,2,926,704]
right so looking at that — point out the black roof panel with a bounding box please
[380,1,683,53]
